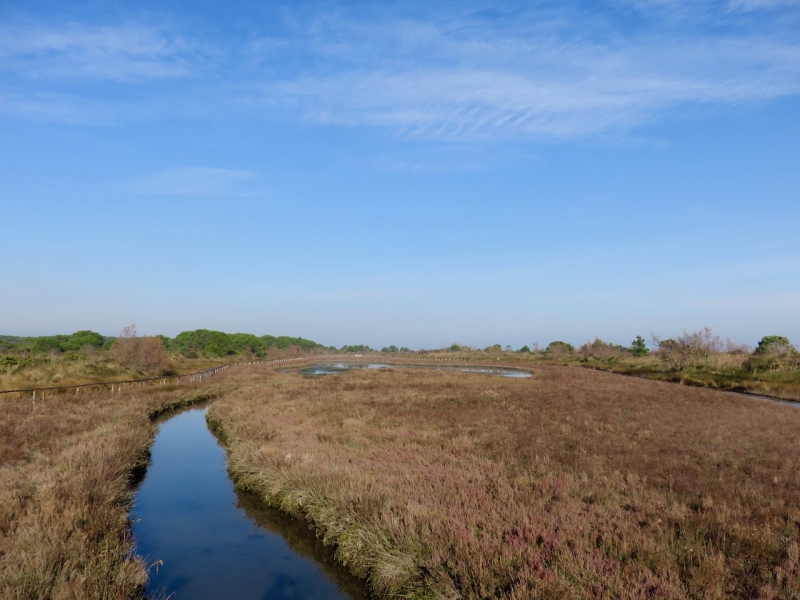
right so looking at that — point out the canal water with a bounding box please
[131,409,369,600]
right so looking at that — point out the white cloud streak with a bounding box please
[1,3,799,139]
[253,23,800,139]
[0,22,197,81]
[728,0,800,10]
[125,168,263,198]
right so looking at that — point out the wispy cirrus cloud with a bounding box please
[124,168,263,198]
[609,0,800,14]
[246,7,800,140]
[728,0,800,10]
[0,91,122,124]
[2,2,799,140]
[0,22,201,82]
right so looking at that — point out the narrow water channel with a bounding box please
[131,409,369,600]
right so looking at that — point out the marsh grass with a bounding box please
[0,381,225,599]
[0,354,139,391]
[209,365,800,599]
[572,355,800,401]
[402,343,800,402]
[0,352,231,392]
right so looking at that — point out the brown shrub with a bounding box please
[109,324,172,375]
[578,338,623,360]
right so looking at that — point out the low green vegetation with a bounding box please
[4,326,799,401]
[411,329,799,402]
[544,340,576,357]
[629,334,648,356]
[474,330,800,401]
[169,329,321,357]
[380,345,412,353]
[0,328,324,390]
[0,329,323,359]
[755,335,795,355]
[340,344,373,353]
[0,330,112,354]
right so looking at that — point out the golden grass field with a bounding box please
[209,363,800,599]
[2,360,799,599]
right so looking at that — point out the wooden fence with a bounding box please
[0,354,487,401]
[0,356,312,401]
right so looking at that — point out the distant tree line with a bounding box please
[167,329,322,357]
[0,328,323,359]
[3,327,795,376]
[380,345,411,353]
[0,331,112,354]
[341,344,373,353]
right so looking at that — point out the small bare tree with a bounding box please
[651,327,723,371]
[578,338,622,360]
[110,324,172,374]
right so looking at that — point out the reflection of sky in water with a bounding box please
[296,363,531,378]
[131,409,367,600]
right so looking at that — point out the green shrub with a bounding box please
[546,341,574,355]
[63,330,106,351]
[629,335,649,357]
[204,344,225,357]
[31,336,68,353]
[341,344,372,353]
[172,329,321,356]
[754,335,795,356]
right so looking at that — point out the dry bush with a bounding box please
[746,352,800,374]
[653,328,727,370]
[110,325,172,375]
[208,366,800,599]
[578,338,623,360]
[703,352,750,371]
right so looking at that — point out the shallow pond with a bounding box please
[293,362,531,378]
[131,409,368,600]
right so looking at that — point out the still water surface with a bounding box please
[131,409,368,600]
[295,362,531,378]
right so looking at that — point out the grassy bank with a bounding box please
[574,355,800,401]
[394,350,800,403]
[0,352,234,392]
[208,365,800,599]
[0,382,224,599]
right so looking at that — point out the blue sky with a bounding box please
[1,0,799,349]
